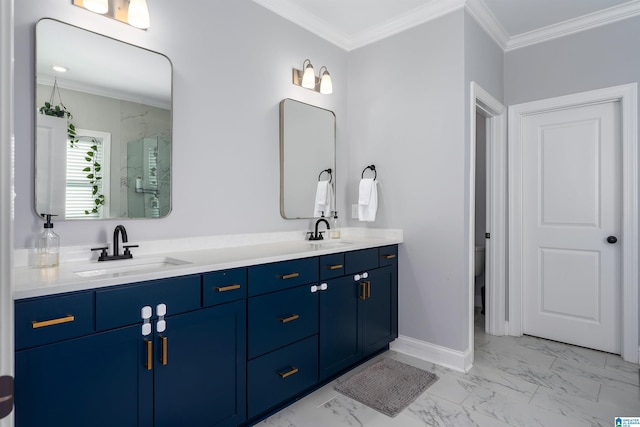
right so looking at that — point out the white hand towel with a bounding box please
[358,178,378,221]
[314,181,334,217]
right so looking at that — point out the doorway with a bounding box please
[467,82,507,369]
[508,84,639,362]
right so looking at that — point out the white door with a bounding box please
[521,100,621,353]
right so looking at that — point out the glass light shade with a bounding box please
[128,0,151,29]
[320,69,333,94]
[301,62,316,89]
[83,0,108,14]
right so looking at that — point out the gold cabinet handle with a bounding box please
[215,284,241,292]
[366,281,371,299]
[382,254,397,259]
[279,272,300,280]
[145,339,153,371]
[278,367,299,379]
[359,282,367,300]
[325,264,344,270]
[32,315,75,329]
[278,314,299,323]
[160,336,168,366]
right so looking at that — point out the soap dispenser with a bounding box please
[37,214,60,268]
[330,212,341,239]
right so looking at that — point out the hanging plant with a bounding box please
[38,78,78,147]
[39,79,105,215]
[83,138,105,215]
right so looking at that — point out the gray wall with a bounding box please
[504,15,640,342]
[15,0,348,248]
[347,10,469,351]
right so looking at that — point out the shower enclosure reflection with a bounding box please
[126,135,171,218]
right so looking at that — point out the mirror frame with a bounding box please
[34,18,173,220]
[279,98,336,219]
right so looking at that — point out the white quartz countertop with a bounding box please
[14,229,402,300]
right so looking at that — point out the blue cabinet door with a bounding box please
[318,275,359,381]
[15,324,152,427]
[361,266,394,357]
[154,301,246,427]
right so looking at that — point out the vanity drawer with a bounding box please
[15,291,95,351]
[95,275,201,331]
[379,245,398,267]
[248,285,318,359]
[247,335,318,418]
[248,257,318,296]
[345,248,379,274]
[203,268,247,307]
[319,253,345,280]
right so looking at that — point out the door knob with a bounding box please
[607,236,618,244]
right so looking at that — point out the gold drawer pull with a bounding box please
[325,264,344,270]
[215,284,241,292]
[279,272,300,280]
[278,314,299,323]
[366,281,371,299]
[382,254,397,259]
[278,367,299,379]
[32,315,75,329]
[359,282,367,300]
[161,336,168,366]
[145,339,153,371]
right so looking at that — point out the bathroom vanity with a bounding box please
[13,234,400,427]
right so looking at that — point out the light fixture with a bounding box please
[52,65,69,73]
[72,0,151,30]
[128,0,151,29]
[82,0,108,14]
[292,59,333,94]
[319,66,333,95]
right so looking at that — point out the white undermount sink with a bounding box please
[305,240,353,249]
[73,256,191,278]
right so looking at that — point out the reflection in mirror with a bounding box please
[280,99,336,219]
[35,18,172,220]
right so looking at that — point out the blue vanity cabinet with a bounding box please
[246,258,320,420]
[15,322,149,427]
[319,246,399,380]
[154,300,246,427]
[15,273,247,427]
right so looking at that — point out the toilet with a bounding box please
[474,246,485,277]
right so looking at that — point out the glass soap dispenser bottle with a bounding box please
[330,212,341,239]
[38,214,60,268]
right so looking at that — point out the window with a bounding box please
[65,129,110,219]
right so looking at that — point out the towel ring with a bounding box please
[318,168,332,183]
[361,165,376,180]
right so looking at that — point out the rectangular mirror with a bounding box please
[280,99,336,219]
[35,18,172,220]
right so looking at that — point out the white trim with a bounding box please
[508,84,639,363]
[390,336,471,373]
[505,1,640,52]
[469,83,507,367]
[253,0,640,52]
[0,0,14,424]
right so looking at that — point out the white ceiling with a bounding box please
[252,0,640,51]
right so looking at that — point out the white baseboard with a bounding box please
[390,335,472,373]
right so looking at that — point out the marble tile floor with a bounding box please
[256,314,639,426]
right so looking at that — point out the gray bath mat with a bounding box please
[334,358,438,417]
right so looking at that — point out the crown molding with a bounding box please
[253,0,640,52]
[504,0,640,51]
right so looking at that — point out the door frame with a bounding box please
[508,83,639,363]
[468,82,507,366]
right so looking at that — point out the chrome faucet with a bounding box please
[91,225,138,261]
[308,218,330,241]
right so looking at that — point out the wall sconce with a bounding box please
[292,59,333,94]
[72,0,151,29]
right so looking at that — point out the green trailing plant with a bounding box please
[39,79,105,215]
[83,138,105,215]
[39,79,78,147]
